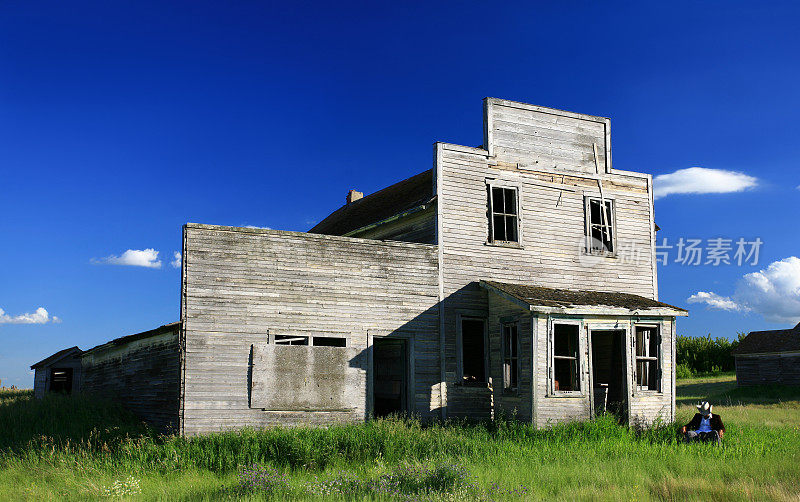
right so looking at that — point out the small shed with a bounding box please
[30,346,83,398]
[732,322,800,386]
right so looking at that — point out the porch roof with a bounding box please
[480,280,688,317]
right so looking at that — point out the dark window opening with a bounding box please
[49,368,73,394]
[553,324,580,392]
[635,326,660,391]
[503,323,519,390]
[461,319,486,383]
[586,198,614,254]
[313,336,346,347]
[489,186,519,243]
[274,335,309,345]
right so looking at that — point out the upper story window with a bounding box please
[488,186,519,244]
[585,197,615,254]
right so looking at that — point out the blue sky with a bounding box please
[2,1,799,386]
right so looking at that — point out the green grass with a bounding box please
[2,378,800,501]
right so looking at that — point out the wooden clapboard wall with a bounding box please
[81,329,181,433]
[180,224,440,435]
[435,98,660,418]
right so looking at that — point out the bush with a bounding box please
[676,333,745,375]
[676,364,694,379]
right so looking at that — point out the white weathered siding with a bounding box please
[485,98,611,174]
[436,99,663,420]
[487,294,532,421]
[181,224,440,435]
[528,315,674,427]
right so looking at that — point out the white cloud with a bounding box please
[241,224,271,230]
[687,256,800,324]
[0,307,59,325]
[687,292,744,312]
[796,184,800,191]
[171,251,181,269]
[653,167,758,199]
[92,249,162,268]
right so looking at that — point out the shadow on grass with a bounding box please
[0,389,152,453]
[676,377,800,406]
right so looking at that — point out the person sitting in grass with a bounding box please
[680,401,725,444]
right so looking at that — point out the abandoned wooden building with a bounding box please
[31,346,83,399]
[33,97,687,434]
[732,322,800,386]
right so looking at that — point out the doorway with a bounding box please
[590,330,627,419]
[372,338,408,417]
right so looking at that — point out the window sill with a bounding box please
[633,389,664,396]
[485,241,523,250]
[456,381,492,389]
[547,392,586,398]
[582,250,617,259]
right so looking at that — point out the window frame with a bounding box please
[273,335,310,345]
[548,319,585,397]
[583,195,617,256]
[456,313,489,385]
[633,324,663,393]
[501,320,521,393]
[486,180,523,248]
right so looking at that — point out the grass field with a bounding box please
[1,375,799,501]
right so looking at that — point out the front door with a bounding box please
[589,330,628,420]
[372,338,408,417]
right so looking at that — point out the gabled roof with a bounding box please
[732,322,800,355]
[30,346,83,369]
[480,280,688,316]
[309,169,434,236]
[81,322,181,356]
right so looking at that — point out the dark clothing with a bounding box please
[683,413,725,434]
[684,430,720,444]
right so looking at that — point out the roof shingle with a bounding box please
[481,280,687,314]
[732,323,800,355]
[309,170,434,236]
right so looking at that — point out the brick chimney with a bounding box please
[346,190,363,204]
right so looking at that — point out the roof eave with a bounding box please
[479,280,688,318]
[527,305,689,317]
[342,198,436,237]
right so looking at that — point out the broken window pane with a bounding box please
[313,336,346,347]
[493,215,506,241]
[461,319,486,383]
[586,198,614,254]
[553,324,580,392]
[274,335,309,345]
[504,189,517,215]
[492,187,505,214]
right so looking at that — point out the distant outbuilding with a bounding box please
[30,346,83,398]
[732,322,800,386]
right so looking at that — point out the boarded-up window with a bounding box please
[553,324,580,392]
[502,323,519,390]
[461,319,486,383]
[488,186,519,243]
[635,326,660,391]
[250,344,364,411]
[585,198,615,254]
